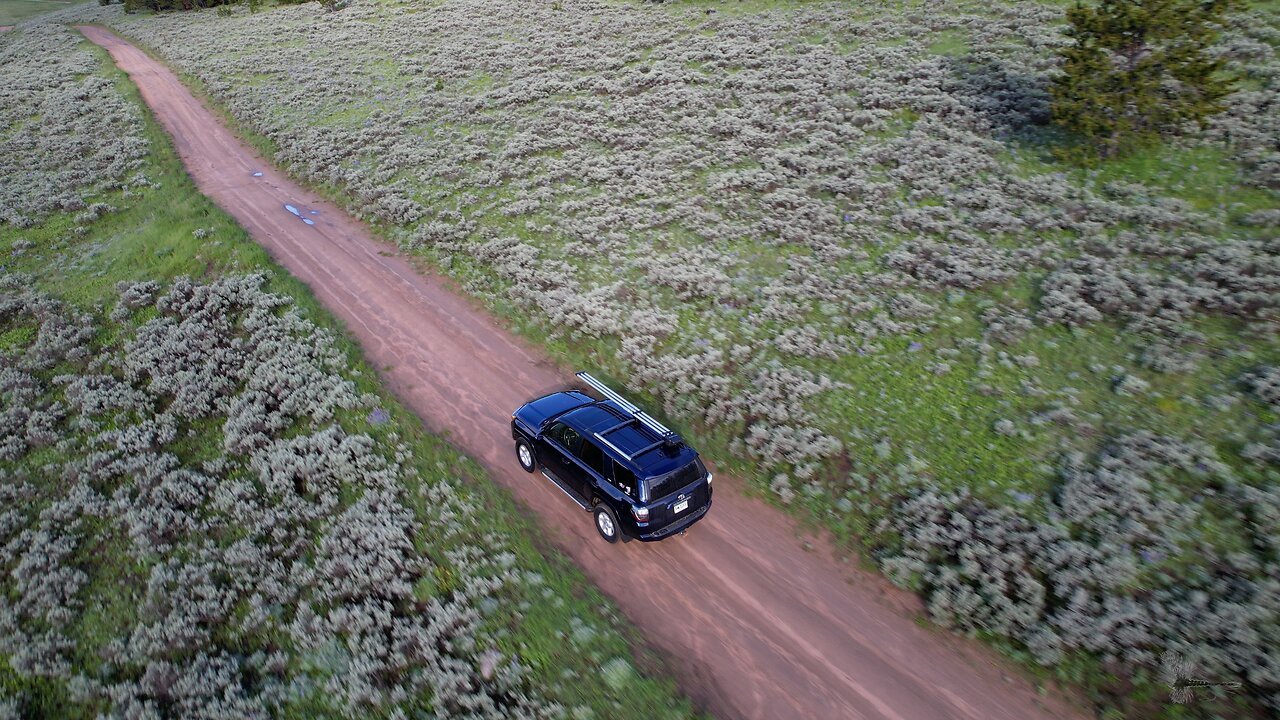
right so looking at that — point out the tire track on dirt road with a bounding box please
[78,24,1086,720]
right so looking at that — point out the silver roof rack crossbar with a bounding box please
[576,372,677,444]
[593,433,635,461]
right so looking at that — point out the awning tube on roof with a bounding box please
[576,371,676,439]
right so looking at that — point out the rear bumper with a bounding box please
[634,499,711,542]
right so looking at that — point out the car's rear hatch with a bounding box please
[644,459,710,528]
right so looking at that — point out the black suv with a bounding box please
[510,372,712,543]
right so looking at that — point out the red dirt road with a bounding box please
[78,25,1087,720]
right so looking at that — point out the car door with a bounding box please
[539,421,588,493]
[574,439,613,501]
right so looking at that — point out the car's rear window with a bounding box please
[646,459,703,501]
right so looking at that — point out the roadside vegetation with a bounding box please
[0,20,695,719]
[0,0,69,26]
[64,0,1280,714]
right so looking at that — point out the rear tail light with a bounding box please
[631,505,650,522]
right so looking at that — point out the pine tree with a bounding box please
[1051,0,1236,160]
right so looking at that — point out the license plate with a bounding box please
[673,499,689,514]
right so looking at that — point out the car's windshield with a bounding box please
[645,458,704,502]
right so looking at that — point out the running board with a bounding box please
[542,471,591,510]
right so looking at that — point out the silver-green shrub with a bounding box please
[881,432,1280,713]
[0,275,558,717]
[0,25,147,227]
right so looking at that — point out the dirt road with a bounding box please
[79,25,1085,720]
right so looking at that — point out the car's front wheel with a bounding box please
[593,504,620,544]
[515,437,536,473]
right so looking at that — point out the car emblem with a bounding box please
[678,493,686,500]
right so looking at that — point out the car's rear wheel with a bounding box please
[515,438,536,473]
[594,504,620,544]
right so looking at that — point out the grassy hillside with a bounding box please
[0,0,68,25]
[61,0,1280,715]
[0,20,695,719]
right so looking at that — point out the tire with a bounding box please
[593,504,620,544]
[515,437,536,473]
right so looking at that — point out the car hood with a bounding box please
[514,391,594,430]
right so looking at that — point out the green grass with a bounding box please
[0,0,70,25]
[0,28,695,720]
[1087,144,1277,219]
[926,28,970,56]
[0,324,36,351]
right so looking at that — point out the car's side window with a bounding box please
[577,439,609,478]
[547,422,581,453]
[613,461,638,500]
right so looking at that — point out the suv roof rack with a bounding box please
[576,372,682,461]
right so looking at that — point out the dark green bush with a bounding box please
[1051,0,1236,160]
[123,0,232,12]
